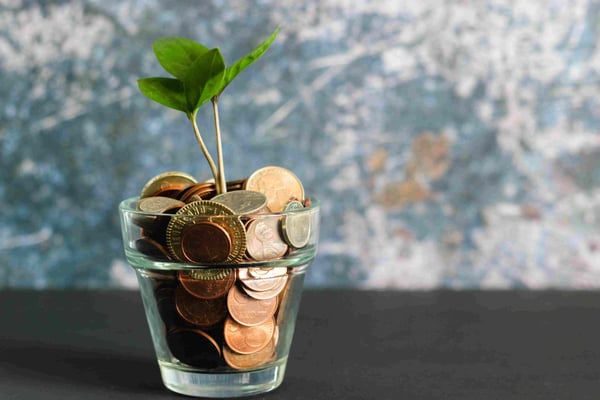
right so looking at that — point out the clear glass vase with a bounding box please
[119,196,319,397]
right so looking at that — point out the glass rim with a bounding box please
[119,196,320,218]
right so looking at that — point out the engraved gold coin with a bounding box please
[166,200,246,264]
[244,166,304,212]
[140,171,197,199]
[179,269,235,299]
[281,200,311,248]
[223,316,275,355]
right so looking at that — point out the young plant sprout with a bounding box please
[137,28,279,194]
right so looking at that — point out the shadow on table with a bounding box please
[0,339,163,393]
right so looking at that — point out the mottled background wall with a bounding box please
[1,0,600,289]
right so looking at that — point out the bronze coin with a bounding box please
[227,284,278,327]
[223,337,276,370]
[244,166,304,212]
[178,269,235,299]
[223,316,275,355]
[180,221,232,264]
[135,237,172,260]
[175,285,228,328]
[140,171,197,199]
[245,217,288,261]
[167,327,221,369]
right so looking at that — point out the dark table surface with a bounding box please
[1,289,600,399]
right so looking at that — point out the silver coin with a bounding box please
[212,190,268,215]
[281,200,311,248]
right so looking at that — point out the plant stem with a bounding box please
[212,97,227,194]
[188,110,219,187]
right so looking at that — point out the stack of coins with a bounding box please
[132,166,312,265]
[134,165,312,370]
[150,266,289,370]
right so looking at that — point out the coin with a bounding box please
[242,275,288,300]
[227,284,278,327]
[223,333,277,370]
[248,267,287,279]
[212,190,268,215]
[182,268,234,281]
[238,267,288,292]
[179,269,235,299]
[167,327,221,368]
[180,221,232,264]
[175,285,228,328]
[135,236,172,260]
[140,171,197,199]
[281,200,311,248]
[178,182,217,203]
[166,201,247,264]
[245,217,288,261]
[137,196,186,213]
[223,316,275,355]
[244,166,304,212]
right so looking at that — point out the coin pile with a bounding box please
[132,166,312,265]
[151,265,290,370]
[132,165,313,370]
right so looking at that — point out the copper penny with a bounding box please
[223,333,277,370]
[245,217,288,261]
[175,285,228,328]
[140,171,197,199]
[223,316,275,355]
[178,269,235,299]
[227,284,278,327]
[167,327,221,369]
[180,221,232,264]
[135,236,172,260]
[244,166,304,212]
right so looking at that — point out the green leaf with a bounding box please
[182,48,226,111]
[153,37,210,80]
[137,77,187,112]
[220,27,279,93]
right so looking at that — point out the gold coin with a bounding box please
[183,268,234,281]
[281,200,311,248]
[140,171,197,199]
[244,166,304,212]
[223,316,275,355]
[227,284,278,327]
[212,190,268,215]
[245,217,288,261]
[166,200,246,264]
[179,269,235,299]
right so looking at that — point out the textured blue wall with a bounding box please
[1,0,600,289]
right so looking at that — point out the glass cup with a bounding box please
[119,196,319,397]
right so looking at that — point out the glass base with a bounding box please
[158,358,287,398]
